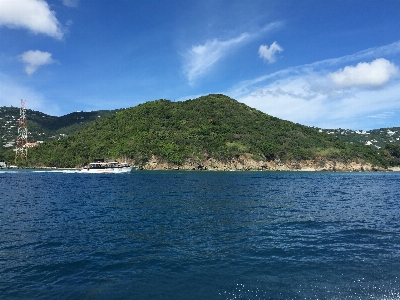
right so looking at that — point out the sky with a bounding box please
[1,0,400,130]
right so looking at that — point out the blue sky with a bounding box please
[1,0,400,130]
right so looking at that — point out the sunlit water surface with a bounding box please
[1,170,399,299]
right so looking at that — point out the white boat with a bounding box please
[81,160,133,173]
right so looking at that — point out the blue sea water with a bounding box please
[0,170,399,300]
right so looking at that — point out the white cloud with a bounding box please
[238,76,328,124]
[237,77,400,129]
[183,22,283,85]
[258,41,283,63]
[231,41,400,98]
[227,42,400,129]
[63,0,79,8]
[328,58,399,88]
[0,0,63,39]
[184,33,251,85]
[20,50,56,75]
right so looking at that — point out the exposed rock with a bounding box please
[138,154,388,172]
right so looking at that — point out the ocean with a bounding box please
[0,170,399,299]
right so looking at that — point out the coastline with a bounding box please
[4,155,400,172]
[137,154,400,172]
[2,166,399,172]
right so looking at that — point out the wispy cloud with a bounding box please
[238,78,400,129]
[367,111,396,120]
[20,50,56,75]
[259,41,283,63]
[294,41,400,72]
[228,41,400,129]
[231,41,400,97]
[183,22,282,85]
[184,33,251,85]
[0,0,64,39]
[63,0,79,8]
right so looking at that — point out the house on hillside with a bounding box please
[25,142,39,148]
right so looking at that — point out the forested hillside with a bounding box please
[0,107,119,158]
[15,94,398,169]
[318,127,400,149]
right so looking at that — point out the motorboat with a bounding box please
[81,159,133,173]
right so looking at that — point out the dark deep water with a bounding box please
[1,170,399,299]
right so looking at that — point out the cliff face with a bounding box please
[138,154,387,172]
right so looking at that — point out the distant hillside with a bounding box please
[0,106,119,153]
[18,94,399,170]
[318,127,400,149]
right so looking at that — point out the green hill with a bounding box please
[318,127,400,149]
[0,106,119,158]
[18,94,398,169]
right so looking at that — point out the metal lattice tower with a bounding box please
[15,99,28,162]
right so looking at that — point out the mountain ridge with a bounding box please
[2,94,399,169]
[13,94,398,169]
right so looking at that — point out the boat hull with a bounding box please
[80,166,133,174]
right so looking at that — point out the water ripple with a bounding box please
[0,171,399,299]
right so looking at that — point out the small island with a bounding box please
[2,94,400,171]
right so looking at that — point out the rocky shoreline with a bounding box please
[138,154,400,172]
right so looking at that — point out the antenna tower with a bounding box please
[15,99,28,162]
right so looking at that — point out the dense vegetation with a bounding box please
[28,110,121,136]
[1,106,118,144]
[8,94,397,169]
[0,106,118,161]
[382,143,400,166]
